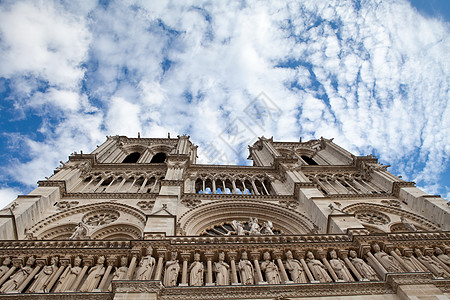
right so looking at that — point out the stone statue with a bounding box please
[238,251,254,285]
[305,251,332,283]
[214,252,229,286]
[189,253,204,286]
[401,217,417,232]
[231,220,245,235]
[28,256,59,292]
[69,221,89,240]
[112,256,129,281]
[414,248,448,278]
[401,250,426,272]
[372,243,402,273]
[284,250,307,283]
[248,217,261,235]
[434,247,450,267]
[55,256,82,292]
[135,247,155,280]
[0,258,11,279]
[329,250,353,281]
[163,252,180,287]
[348,250,378,281]
[262,221,274,235]
[79,256,105,292]
[0,256,35,293]
[260,251,281,284]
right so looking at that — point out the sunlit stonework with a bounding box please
[0,134,448,299]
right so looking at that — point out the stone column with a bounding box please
[71,257,93,292]
[0,258,20,287]
[365,251,388,279]
[97,257,116,291]
[126,251,139,280]
[179,252,190,286]
[205,252,214,286]
[339,250,363,281]
[251,181,260,195]
[296,250,316,283]
[46,258,70,292]
[390,250,412,272]
[250,252,265,284]
[273,251,292,284]
[212,180,216,194]
[227,251,239,285]
[18,258,45,293]
[154,249,166,281]
[318,251,339,282]
[231,180,237,194]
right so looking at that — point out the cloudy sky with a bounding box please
[0,0,449,208]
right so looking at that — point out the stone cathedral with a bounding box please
[0,135,448,300]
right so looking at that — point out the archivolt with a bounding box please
[90,223,143,240]
[178,200,315,236]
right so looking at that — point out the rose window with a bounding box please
[355,211,390,225]
[82,210,120,226]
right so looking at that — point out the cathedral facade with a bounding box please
[0,135,448,299]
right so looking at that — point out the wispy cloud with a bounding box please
[0,0,448,203]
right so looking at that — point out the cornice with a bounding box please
[392,181,416,197]
[182,193,293,201]
[63,193,158,200]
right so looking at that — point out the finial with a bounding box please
[168,132,170,138]
[138,132,141,138]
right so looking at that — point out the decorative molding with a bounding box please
[385,272,434,292]
[392,181,416,197]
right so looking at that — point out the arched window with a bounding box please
[122,152,141,163]
[301,155,318,165]
[150,152,166,163]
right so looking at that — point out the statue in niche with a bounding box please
[435,247,450,267]
[69,221,89,240]
[231,220,245,235]
[328,250,353,281]
[55,256,82,292]
[400,250,426,272]
[305,251,332,283]
[284,250,307,283]
[0,256,35,293]
[248,217,261,235]
[414,248,448,278]
[189,253,204,286]
[0,258,11,279]
[238,251,254,285]
[371,243,402,273]
[214,252,229,286]
[163,252,180,287]
[135,246,155,280]
[400,217,417,232]
[79,256,105,292]
[260,251,281,284]
[262,221,274,235]
[28,256,59,293]
[348,250,378,281]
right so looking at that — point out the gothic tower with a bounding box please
[0,135,448,299]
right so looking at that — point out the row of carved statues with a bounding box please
[0,244,448,293]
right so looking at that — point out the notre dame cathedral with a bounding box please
[0,135,448,299]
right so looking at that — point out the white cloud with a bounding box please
[0,187,21,210]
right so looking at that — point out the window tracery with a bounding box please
[355,211,390,225]
[82,210,120,227]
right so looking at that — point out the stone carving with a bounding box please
[260,251,281,284]
[305,251,332,283]
[284,250,307,283]
[435,247,450,267]
[249,217,261,235]
[399,250,425,272]
[356,211,390,225]
[0,258,11,279]
[137,201,154,210]
[401,217,417,232]
[381,199,401,208]
[28,256,59,293]
[56,201,79,210]
[214,252,229,286]
[69,221,89,240]
[231,220,245,236]
[79,256,105,292]
[189,253,204,286]
[55,256,82,292]
[136,247,155,280]
[238,251,254,285]
[329,250,353,281]
[372,243,402,273]
[0,256,35,293]
[112,256,129,281]
[414,249,448,278]
[348,250,378,281]
[83,211,119,226]
[163,252,180,287]
[262,221,274,235]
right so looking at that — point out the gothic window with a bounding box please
[122,152,141,163]
[150,152,166,163]
[301,155,318,165]
[355,211,390,225]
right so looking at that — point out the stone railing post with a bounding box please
[227,251,239,285]
[126,251,139,280]
[205,252,214,286]
[97,257,116,291]
[154,249,166,281]
[273,250,292,284]
[179,252,190,286]
[250,252,265,284]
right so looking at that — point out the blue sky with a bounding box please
[0,0,449,208]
